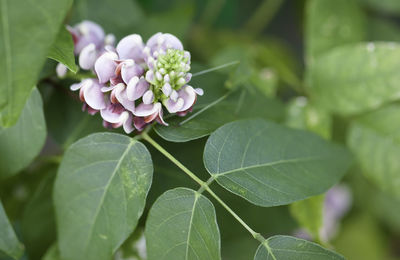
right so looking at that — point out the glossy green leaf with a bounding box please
[204,119,351,207]
[145,188,221,260]
[308,42,400,116]
[0,0,72,127]
[0,88,46,179]
[289,195,324,240]
[254,235,344,260]
[54,133,153,260]
[48,26,78,73]
[305,0,366,63]
[0,200,24,260]
[154,89,284,142]
[347,104,400,198]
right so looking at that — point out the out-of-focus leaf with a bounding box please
[70,0,145,39]
[305,0,366,64]
[42,244,61,260]
[333,214,389,260]
[0,88,46,179]
[204,119,351,207]
[155,88,284,142]
[285,97,332,139]
[137,3,194,40]
[308,42,400,116]
[145,188,221,260]
[0,200,24,260]
[368,17,400,42]
[0,0,73,127]
[21,168,57,259]
[347,104,400,198]
[43,86,105,148]
[48,26,78,73]
[54,133,153,260]
[357,0,400,15]
[254,235,344,260]
[289,195,324,240]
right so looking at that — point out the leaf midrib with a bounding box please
[213,156,326,177]
[1,0,12,114]
[82,139,135,254]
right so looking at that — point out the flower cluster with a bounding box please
[62,21,203,133]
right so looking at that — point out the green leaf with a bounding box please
[308,42,400,116]
[347,104,400,198]
[305,0,366,63]
[285,97,332,139]
[145,188,221,260]
[368,18,400,42]
[54,133,153,260]
[21,168,57,259]
[0,88,46,179]
[0,200,24,260]
[0,0,73,127]
[71,0,145,39]
[154,89,284,142]
[48,26,78,73]
[42,244,61,260]
[289,195,324,240]
[357,0,400,15]
[204,119,351,207]
[254,235,344,260]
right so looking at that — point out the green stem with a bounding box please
[243,0,284,35]
[141,133,263,240]
[192,61,240,77]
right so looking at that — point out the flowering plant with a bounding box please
[1,1,399,260]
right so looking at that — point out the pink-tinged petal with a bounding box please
[74,20,105,53]
[56,63,68,78]
[82,103,98,115]
[121,112,134,134]
[83,80,106,110]
[127,76,149,101]
[179,85,197,111]
[100,103,124,123]
[121,60,144,83]
[164,74,170,83]
[116,34,144,60]
[170,90,178,101]
[114,83,135,112]
[70,82,82,91]
[79,44,98,70]
[194,88,204,96]
[185,73,192,83]
[134,102,161,117]
[145,70,156,84]
[162,83,172,96]
[95,51,118,83]
[133,117,147,131]
[105,34,116,46]
[164,97,184,113]
[110,76,124,86]
[142,90,154,104]
[156,108,168,126]
[163,33,183,50]
[146,32,163,48]
[101,85,117,92]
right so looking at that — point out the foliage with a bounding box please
[1,1,400,260]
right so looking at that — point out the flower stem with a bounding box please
[243,0,284,35]
[141,132,263,241]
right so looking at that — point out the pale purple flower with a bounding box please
[292,184,352,243]
[70,79,107,115]
[67,20,115,71]
[68,29,204,134]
